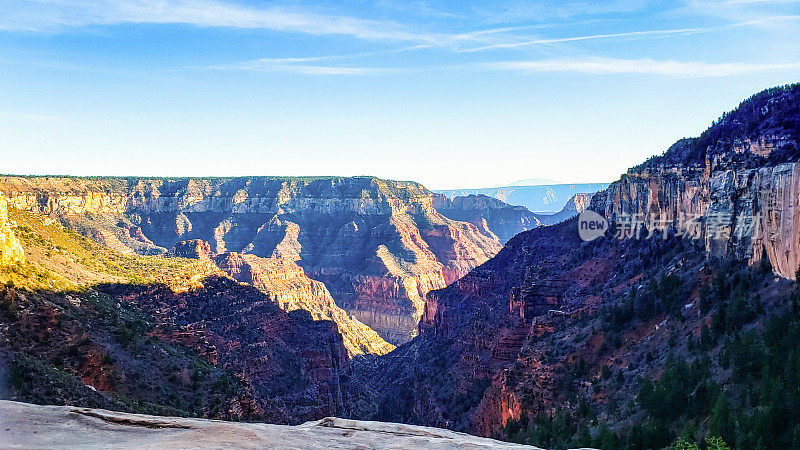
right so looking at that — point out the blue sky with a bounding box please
[1,0,799,189]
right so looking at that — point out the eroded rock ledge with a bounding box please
[0,400,543,449]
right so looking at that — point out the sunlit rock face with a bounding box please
[0,195,24,266]
[213,252,395,356]
[590,86,800,280]
[592,149,800,280]
[0,176,501,344]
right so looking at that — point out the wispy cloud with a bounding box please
[483,57,800,77]
[211,57,393,75]
[459,21,766,52]
[2,0,435,42]
[679,0,800,27]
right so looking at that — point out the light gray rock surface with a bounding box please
[0,400,540,449]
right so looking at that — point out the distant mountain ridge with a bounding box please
[505,178,563,186]
[433,193,589,243]
[435,183,608,213]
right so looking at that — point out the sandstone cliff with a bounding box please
[0,176,502,345]
[0,196,24,266]
[591,85,800,279]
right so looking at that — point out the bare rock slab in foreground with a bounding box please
[0,400,540,449]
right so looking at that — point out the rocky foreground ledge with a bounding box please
[0,400,546,449]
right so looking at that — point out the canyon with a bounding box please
[433,194,543,243]
[0,176,502,345]
[212,251,394,356]
[433,193,591,244]
[359,83,800,447]
[2,83,799,448]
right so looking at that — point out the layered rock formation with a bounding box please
[0,196,24,266]
[592,161,800,279]
[170,239,213,260]
[370,223,581,434]
[432,192,597,244]
[0,197,360,425]
[0,176,502,344]
[591,84,800,279]
[535,193,594,226]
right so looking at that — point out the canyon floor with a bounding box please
[0,400,544,449]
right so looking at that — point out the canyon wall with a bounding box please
[101,277,354,423]
[592,147,800,280]
[0,176,501,345]
[213,252,394,356]
[0,196,24,266]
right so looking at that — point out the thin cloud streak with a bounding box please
[484,57,800,77]
[210,57,394,75]
[459,21,763,52]
[2,1,537,51]
[2,0,436,42]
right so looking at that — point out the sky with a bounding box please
[1,1,799,189]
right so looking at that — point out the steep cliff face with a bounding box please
[592,84,800,279]
[561,193,592,215]
[0,176,501,345]
[535,192,595,226]
[593,161,800,279]
[370,222,580,433]
[0,196,24,266]
[213,252,394,356]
